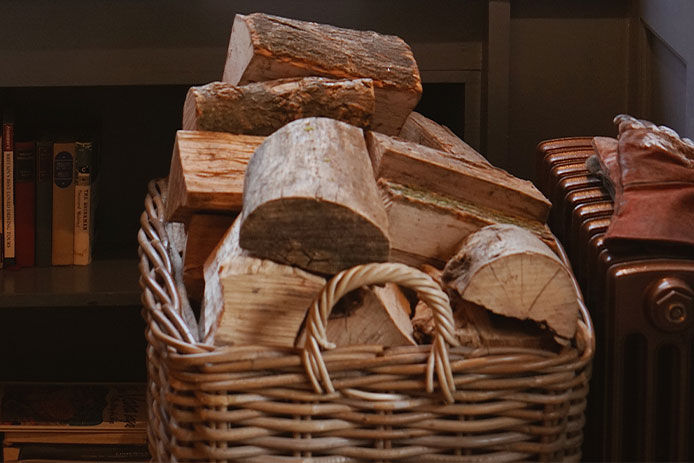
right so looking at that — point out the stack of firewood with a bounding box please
[164,13,580,351]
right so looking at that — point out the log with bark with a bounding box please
[223,13,421,135]
[165,130,265,223]
[366,131,551,223]
[183,77,376,135]
[398,111,489,165]
[239,117,390,274]
[182,213,236,305]
[442,224,579,340]
[379,180,555,268]
[200,217,326,347]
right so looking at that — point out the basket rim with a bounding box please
[138,178,595,372]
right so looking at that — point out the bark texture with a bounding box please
[223,13,421,135]
[183,77,376,135]
[380,180,555,268]
[368,132,551,223]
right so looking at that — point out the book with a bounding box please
[35,140,53,266]
[6,443,150,462]
[0,382,147,434]
[3,111,16,267]
[52,141,75,265]
[14,141,36,268]
[73,141,97,266]
[1,383,148,462]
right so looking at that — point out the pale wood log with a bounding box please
[200,217,326,347]
[373,282,413,317]
[165,130,264,223]
[380,180,555,268]
[182,213,236,305]
[240,117,390,274]
[223,13,421,135]
[453,298,560,350]
[398,111,489,165]
[165,221,199,340]
[183,77,376,135]
[367,132,551,223]
[412,300,436,345]
[442,224,579,340]
[413,264,558,349]
[296,283,415,348]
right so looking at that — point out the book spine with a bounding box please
[35,141,53,266]
[73,141,94,265]
[2,117,15,267]
[51,142,75,265]
[14,141,36,267]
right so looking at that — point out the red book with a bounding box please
[14,141,36,267]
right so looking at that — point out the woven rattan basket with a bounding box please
[138,179,594,462]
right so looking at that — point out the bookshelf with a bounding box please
[0,0,491,385]
[0,259,139,308]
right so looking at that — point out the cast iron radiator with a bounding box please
[536,137,694,462]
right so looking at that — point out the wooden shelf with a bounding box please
[0,0,485,87]
[0,259,140,308]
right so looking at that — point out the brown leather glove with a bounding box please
[604,115,694,248]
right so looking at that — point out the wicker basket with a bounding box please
[138,179,594,462]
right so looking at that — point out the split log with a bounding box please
[380,180,555,268]
[182,213,236,305]
[165,130,265,223]
[296,283,415,348]
[223,13,421,135]
[413,264,558,349]
[366,131,551,222]
[183,77,376,135]
[442,224,579,340]
[398,111,489,165]
[240,117,390,274]
[200,217,326,347]
[453,298,560,350]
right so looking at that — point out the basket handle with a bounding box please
[301,262,461,403]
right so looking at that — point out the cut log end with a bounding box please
[442,224,579,340]
[460,253,578,339]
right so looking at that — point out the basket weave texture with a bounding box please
[138,179,594,462]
